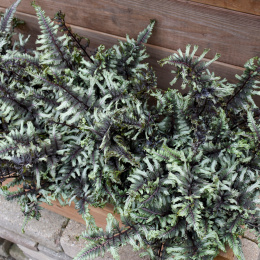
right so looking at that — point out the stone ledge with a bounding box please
[0,195,259,260]
[0,257,15,260]
[60,220,150,260]
[0,238,12,257]
[9,244,29,260]
[234,238,260,260]
[17,245,53,260]
[243,229,258,244]
[0,227,38,251]
[60,220,88,259]
[0,196,69,252]
[38,244,72,260]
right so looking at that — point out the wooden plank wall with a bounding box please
[0,0,259,89]
[191,0,260,15]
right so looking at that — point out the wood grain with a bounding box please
[0,9,245,90]
[0,0,259,67]
[214,246,234,260]
[41,200,122,229]
[69,22,246,87]
[190,0,260,15]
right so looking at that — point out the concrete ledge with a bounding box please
[0,257,15,260]
[60,220,88,259]
[234,238,260,260]
[60,220,115,259]
[0,195,259,260]
[0,196,69,252]
[9,244,29,260]
[60,220,150,260]
[0,227,38,251]
[38,244,72,260]
[243,229,258,244]
[17,245,53,260]
[0,238,12,257]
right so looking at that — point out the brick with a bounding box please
[0,226,38,251]
[60,220,149,260]
[9,244,29,260]
[0,196,69,252]
[38,244,72,260]
[0,238,12,257]
[234,238,260,260]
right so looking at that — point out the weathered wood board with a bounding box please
[0,0,259,68]
[191,0,260,15]
[0,8,245,90]
[41,199,122,229]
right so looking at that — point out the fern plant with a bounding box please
[0,1,259,260]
